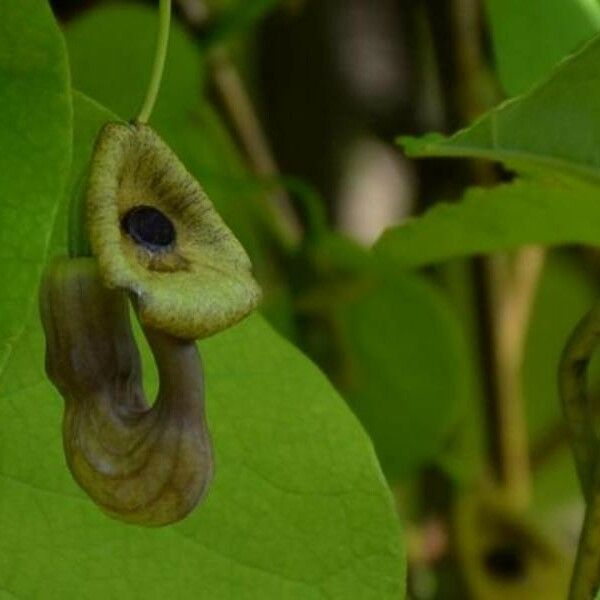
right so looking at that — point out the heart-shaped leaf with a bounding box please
[0,33,405,600]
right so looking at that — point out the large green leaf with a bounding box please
[374,179,600,269]
[400,33,600,184]
[0,0,71,372]
[0,88,405,598]
[485,0,600,95]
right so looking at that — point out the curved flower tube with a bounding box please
[40,257,213,526]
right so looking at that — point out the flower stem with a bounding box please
[137,0,172,124]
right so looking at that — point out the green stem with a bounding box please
[560,302,600,599]
[137,0,172,123]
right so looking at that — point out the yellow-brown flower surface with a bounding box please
[86,121,261,340]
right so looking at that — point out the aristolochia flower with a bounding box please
[86,121,261,340]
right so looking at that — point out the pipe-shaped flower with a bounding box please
[40,257,213,526]
[86,121,261,340]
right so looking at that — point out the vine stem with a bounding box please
[450,0,538,510]
[560,302,600,599]
[138,0,172,124]
[488,247,544,509]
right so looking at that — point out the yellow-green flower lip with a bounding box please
[86,121,261,340]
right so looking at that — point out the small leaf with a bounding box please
[375,179,600,270]
[399,33,600,184]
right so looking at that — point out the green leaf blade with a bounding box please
[399,33,600,184]
[375,180,600,269]
[0,90,405,599]
[0,0,71,371]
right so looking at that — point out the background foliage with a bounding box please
[3,0,600,598]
